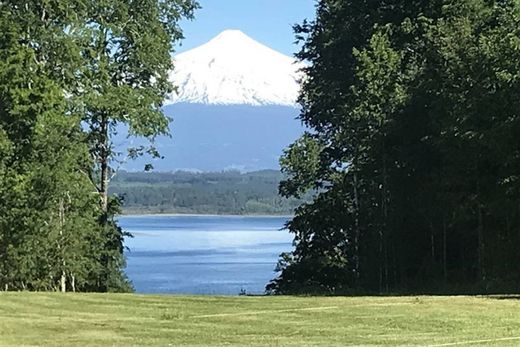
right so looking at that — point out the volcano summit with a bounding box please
[123,31,305,172]
[166,30,303,107]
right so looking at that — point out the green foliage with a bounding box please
[0,0,197,292]
[270,0,520,294]
[279,133,324,199]
[110,170,310,215]
[77,0,199,173]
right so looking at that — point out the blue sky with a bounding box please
[175,0,317,56]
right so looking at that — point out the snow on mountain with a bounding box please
[166,30,303,107]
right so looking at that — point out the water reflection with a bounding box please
[120,215,292,295]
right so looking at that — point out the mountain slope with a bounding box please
[121,103,304,172]
[119,31,306,172]
[166,30,303,106]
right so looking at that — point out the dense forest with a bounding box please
[0,0,198,292]
[110,170,307,215]
[269,0,520,295]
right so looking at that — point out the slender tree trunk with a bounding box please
[59,197,66,293]
[384,240,389,293]
[99,112,109,219]
[430,222,435,263]
[353,172,360,282]
[98,111,111,293]
[60,271,66,293]
[477,202,485,282]
[392,244,397,288]
[379,185,388,292]
[475,177,485,283]
[430,221,436,282]
[378,228,383,293]
[95,29,110,221]
[382,152,389,293]
[443,217,447,284]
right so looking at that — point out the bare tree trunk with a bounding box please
[430,222,435,263]
[475,179,485,283]
[381,153,389,293]
[60,271,66,293]
[98,112,110,293]
[392,244,398,287]
[379,228,383,293]
[477,203,485,282]
[430,220,436,284]
[99,112,109,218]
[59,197,66,293]
[353,172,360,282]
[443,217,447,284]
[71,275,76,293]
[384,240,389,293]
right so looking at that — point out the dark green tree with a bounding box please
[270,0,520,294]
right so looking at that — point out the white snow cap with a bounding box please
[166,30,303,107]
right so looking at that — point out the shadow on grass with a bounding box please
[261,286,520,298]
[486,295,520,300]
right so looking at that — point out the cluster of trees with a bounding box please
[0,0,197,292]
[269,0,520,294]
[110,170,308,215]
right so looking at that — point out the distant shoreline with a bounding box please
[118,212,293,218]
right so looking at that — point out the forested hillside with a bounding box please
[110,170,307,215]
[270,0,520,295]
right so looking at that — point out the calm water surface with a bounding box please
[119,215,292,295]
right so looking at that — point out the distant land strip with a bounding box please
[110,169,313,216]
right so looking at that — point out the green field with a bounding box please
[1,294,520,346]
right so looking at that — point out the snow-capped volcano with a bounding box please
[166,30,303,106]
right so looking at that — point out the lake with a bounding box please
[119,215,293,295]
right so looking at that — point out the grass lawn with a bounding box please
[1,294,520,346]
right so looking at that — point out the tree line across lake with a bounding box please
[110,170,308,215]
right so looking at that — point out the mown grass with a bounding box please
[1,293,520,346]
